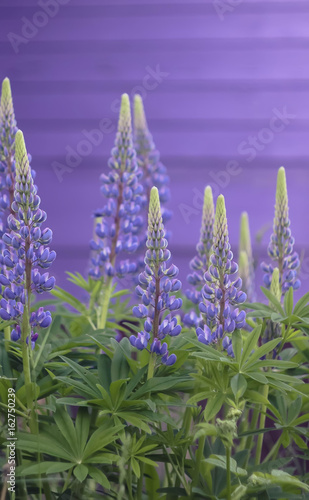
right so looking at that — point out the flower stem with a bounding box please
[147,352,156,380]
[255,384,269,465]
[98,277,113,330]
[4,326,11,350]
[226,446,231,500]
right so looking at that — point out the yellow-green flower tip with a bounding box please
[134,94,147,131]
[239,211,252,257]
[215,194,226,220]
[15,130,29,175]
[270,267,281,304]
[1,78,12,106]
[204,185,214,210]
[118,93,131,129]
[276,166,287,202]
[150,186,160,210]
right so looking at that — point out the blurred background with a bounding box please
[1,0,309,296]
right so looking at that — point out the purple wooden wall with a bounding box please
[1,0,309,295]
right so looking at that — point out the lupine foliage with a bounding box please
[0,86,308,500]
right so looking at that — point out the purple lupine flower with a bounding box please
[134,95,171,225]
[129,187,182,366]
[197,195,247,357]
[261,167,300,295]
[89,94,143,282]
[184,186,214,328]
[0,131,55,347]
[0,79,34,237]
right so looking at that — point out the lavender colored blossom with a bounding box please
[261,167,300,294]
[185,186,214,320]
[0,131,55,346]
[238,212,255,302]
[129,187,182,366]
[134,95,171,224]
[196,195,247,356]
[89,94,143,282]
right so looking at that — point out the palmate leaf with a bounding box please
[82,424,123,460]
[19,462,74,477]
[88,467,110,489]
[53,405,79,458]
[73,464,88,483]
[204,455,247,476]
[17,433,74,461]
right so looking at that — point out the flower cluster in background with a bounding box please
[0,131,55,347]
[129,187,182,366]
[184,186,214,328]
[196,195,247,356]
[238,212,256,303]
[262,167,300,295]
[89,94,144,282]
[134,94,171,226]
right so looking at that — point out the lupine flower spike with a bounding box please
[129,187,182,370]
[197,195,247,356]
[0,130,56,351]
[184,185,214,327]
[89,94,143,328]
[0,78,18,240]
[134,95,171,224]
[238,212,255,302]
[262,267,282,358]
[262,167,300,295]
[0,78,34,241]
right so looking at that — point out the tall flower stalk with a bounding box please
[238,212,255,302]
[129,187,182,377]
[0,78,18,234]
[0,131,55,425]
[262,167,300,294]
[184,186,214,327]
[133,94,171,224]
[89,94,143,329]
[197,195,246,355]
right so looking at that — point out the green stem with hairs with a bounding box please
[98,277,113,330]
[226,447,232,500]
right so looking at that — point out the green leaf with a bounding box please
[204,455,247,476]
[240,325,262,367]
[131,457,140,478]
[131,377,190,399]
[74,464,88,483]
[287,397,302,424]
[88,467,110,489]
[75,408,91,453]
[243,338,281,369]
[204,393,225,421]
[261,287,285,315]
[20,462,74,476]
[54,405,79,457]
[231,374,247,400]
[284,286,294,316]
[244,390,269,405]
[83,424,123,460]
[98,354,112,391]
[293,292,309,316]
[232,330,243,363]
